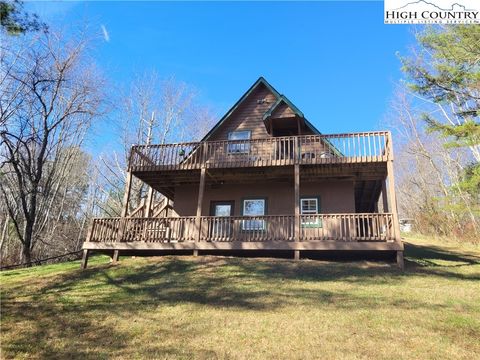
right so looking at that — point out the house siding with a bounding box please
[173,180,355,216]
[208,84,277,141]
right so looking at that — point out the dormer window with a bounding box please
[228,130,251,154]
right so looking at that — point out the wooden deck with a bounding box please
[81,213,403,271]
[129,132,392,172]
[83,213,400,248]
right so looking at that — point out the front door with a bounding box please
[209,201,234,240]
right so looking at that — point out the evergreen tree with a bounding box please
[0,0,46,34]
[401,25,480,195]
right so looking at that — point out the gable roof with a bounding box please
[263,96,303,120]
[201,77,320,141]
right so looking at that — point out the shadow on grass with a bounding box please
[404,242,480,267]
[403,241,480,281]
[2,242,480,358]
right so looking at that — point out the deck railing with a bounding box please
[199,215,295,242]
[87,213,396,243]
[129,132,391,171]
[300,213,395,241]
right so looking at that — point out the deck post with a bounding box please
[294,159,300,260]
[396,251,404,270]
[112,250,120,263]
[80,249,90,269]
[294,249,300,260]
[117,170,133,246]
[145,187,154,217]
[386,132,401,242]
[121,171,133,218]
[381,180,389,212]
[195,167,206,255]
[165,198,170,217]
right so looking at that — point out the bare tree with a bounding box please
[0,30,104,265]
[385,85,478,239]
[95,73,216,216]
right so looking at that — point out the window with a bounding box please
[213,204,232,217]
[301,197,322,227]
[301,198,318,214]
[242,198,266,230]
[228,130,251,154]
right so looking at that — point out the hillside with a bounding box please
[1,235,479,359]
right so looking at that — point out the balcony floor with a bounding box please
[84,240,403,252]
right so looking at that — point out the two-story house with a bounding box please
[81,77,404,269]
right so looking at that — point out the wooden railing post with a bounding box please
[116,218,126,243]
[84,220,94,243]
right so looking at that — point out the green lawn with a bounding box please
[1,235,479,359]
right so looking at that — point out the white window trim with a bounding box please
[301,197,321,227]
[301,198,318,214]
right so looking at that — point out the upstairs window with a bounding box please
[228,130,251,154]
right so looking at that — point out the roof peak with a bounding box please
[201,77,320,140]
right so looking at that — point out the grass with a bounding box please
[1,235,479,359]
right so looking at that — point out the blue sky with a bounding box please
[29,1,417,145]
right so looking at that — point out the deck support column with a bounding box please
[396,250,404,270]
[116,170,133,246]
[112,250,120,263]
[294,161,300,260]
[381,180,389,212]
[165,198,170,217]
[145,187,154,217]
[80,249,90,269]
[386,131,402,243]
[121,171,133,218]
[387,159,401,241]
[195,167,206,256]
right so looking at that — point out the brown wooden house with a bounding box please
[81,77,404,268]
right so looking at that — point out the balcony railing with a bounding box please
[87,213,396,243]
[129,132,392,172]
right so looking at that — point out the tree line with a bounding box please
[0,4,478,267]
[0,2,215,266]
[388,25,479,241]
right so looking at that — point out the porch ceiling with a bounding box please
[355,180,383,213]
[132,162,387,200]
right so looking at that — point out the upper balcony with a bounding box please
[129,131,392,173]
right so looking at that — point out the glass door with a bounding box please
[209,201,234,240]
